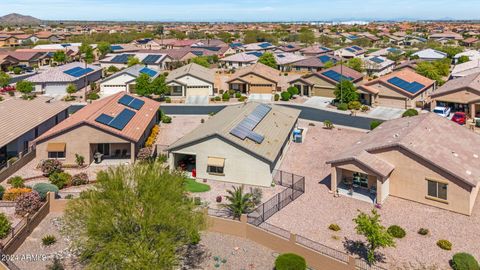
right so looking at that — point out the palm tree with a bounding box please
[222,186,254,220]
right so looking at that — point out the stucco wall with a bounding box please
[170,137,273,187]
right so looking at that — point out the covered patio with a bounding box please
[89,142,134,164]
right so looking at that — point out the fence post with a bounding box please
[280,171,283,186]
[289,233,296,244]
[262,204,265,223]
[348,256,356,270]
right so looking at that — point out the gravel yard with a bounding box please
[155,115,205,151]
[266,119,480,269]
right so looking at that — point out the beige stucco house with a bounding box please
[226,63,281,95]
[166,63,215,97]
[327,113,480,215]
[167,103,300,187]
[429,72,480,119]
[34,93,160,165]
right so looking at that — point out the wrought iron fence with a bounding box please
[355,258,388,270]
[259,222,291,239]
[296,234,350,263]
[247,170,305,226]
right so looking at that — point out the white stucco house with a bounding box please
[166,103,300,187]
[100,52,173,71]
[166,63,215,97]
[98,65,160,97]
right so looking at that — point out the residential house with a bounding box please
[0,97,69,170]
[334,46,366,59]
[219,51,262,69]
[289,54,339,73]
[363,56,395,77]
[243,42,276,52]
[100,53,173,70]
[275,52,306,71]
[166,63,215,97]
[167,103,300,187]
[0,35,18,47]
[27,62,103,97]
[0,51,49,68]
[288,65,363,97]
[275,44,302,54]
[429,32,464,45]
[368,47,404,57]
[327,113,480,215]
[226,63,281,95]
[453,50,480,64]
[430,72,480,119]
[403,35,427,46]
[358,68,435,108]
[99,65,160,97]
[462,37,479,47]
[412,49,447,61]
[299,45,333,57]
[451,59,480,78]
[34,93,161,165]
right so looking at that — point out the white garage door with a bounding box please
[186,85,212,96]
[44,83,67,97]
[100,85,127,97]
[377,95,406,109]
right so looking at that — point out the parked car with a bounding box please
[0,85,15,93]
[451,112,467,125]
[433,106,451,117]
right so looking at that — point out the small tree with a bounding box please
[334,80,358,104]
[16,80,34,98]
[66,83,77,99]
[191,57,210,68]
[97,42,112,57]
[457,55,470,64]
[287,86,299,97]
[346,58,364,72]
[53,50,67,64]
[135,73,152,97]
[258,52,277,69]
[150,74,168,96]
[353,209,395,264]
[222,186,254,220]
[0,71,11,87]
[127,56,141,67]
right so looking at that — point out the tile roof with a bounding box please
[451,59,480,77]
[290,54,339,68]
[35,92,160,143]
[300,45,333,55]
[27,62,102,83]
[328,113,480,187]
[314,65,364,84]
[431,72,480,97]
[359,68,434,96]
[166,63,214,84]
[412,49,447,59]
[167,102,300,163]
[227,62,281,84]
[220,51,261,63]
[0,96,69,147]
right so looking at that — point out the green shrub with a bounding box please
[370,120,382,130]
[348,101,362,110]
[165,97,171,103]
[287,86,299,96]
[274,93,280,101]
[71,173,89,186]
[280,91,291,101]
[0,213,11,239]
[33,183,59,200]
[361,105,369,112]
[75,154,85,167]
[0,185,4,200]
[13,67,22,75]
[337,103,348,111]
[402,109,419,117]
[328,224,341,231]
[49,172,71,189]
[65,194,74,199]
[162,115,172,124]
[86,92,99,100]
[235,92,241,98]
[275,253,307,270]
[213,96,220,101]
[437,239,452,250]
[238,96,247,102]
[8,176,25,188]
[418,228,429,236]
[387,225,406,238]
[222,92,230,101]
[42,235,56,246]
[451,252,479,270]
[323,120,334,129]
[228,89,235,95]
[39,159,63,176]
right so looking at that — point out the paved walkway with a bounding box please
[367,106,405,120]
[303,96,334,108]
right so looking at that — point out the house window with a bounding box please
[427,180,447,200]
[208,166,224,174]
[207,157,225,175]
[48,151,65,159]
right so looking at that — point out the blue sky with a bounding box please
[1,0,480,21]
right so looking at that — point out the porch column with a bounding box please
[370,94,376,107]
[182,86,185,97]
[130,143,135,164]
[330,166,338,193]
[430,99,437,111]
[376,178,382,204]
[470,103,475,120]
[168,152,175,171]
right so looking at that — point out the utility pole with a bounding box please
[340,53,343,104]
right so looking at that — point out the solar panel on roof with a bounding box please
[287,45,295,48]
[139,67,157,77]
[110,45,124,51]
[118,94,145,110]
[321,70,353,82]
[118,95,134,106]
[387,47,401,53]
[191,51,203,56]
[247,131,264,144]
[318,55,332,63]
[352,46,363,51]
[142,54,162,64]
[95,114,114,125]
[63,67,83,76]
[246,52,263,57]
[109,108,136,130]
[370,56,385,64]
[230,104,271,143]
[277,54,285,58]
[258,42,272,48]
[110,54,134,63]
[129,98,145,110]
[63,67,94,78]
[320,47,331,51]
[387,77,426,94]
[345,48,356,53]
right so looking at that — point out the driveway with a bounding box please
[185,95,209,105]
[248,94,272,102]
[367,106,405,120]
[303,97,334,108]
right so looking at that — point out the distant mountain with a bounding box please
[0,13,42,25]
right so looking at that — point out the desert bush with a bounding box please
[0,213,11,238]
[165,97,171,103]
[238,96,247,102]
[162,115,172,124]
[235,92,241,98]
[337,103,348,111]
[387,225,406,238]
[274,93,280,101]
[361,105,369,112]
[328,224,341,231]
[222,92,230,101]
[275,253,307,270]
[323,120,334,129]
[287,86,299,96]
[451,252,479,270]
[3,188,32,201]
[71,173,89,186]
[8,176,25,188]
[418,228,429,236]
[15,191,42,216]
[42,235,57,246]
[214,96,221,101]
[402,109,419,117]
[46,257,64,270]
[49,172,72,189]
[348,100,362,110]
[437,239,452,250]
[39,159,63,176]
[280,91,291,101]
[75,154,85,167]
[33,183,59,200]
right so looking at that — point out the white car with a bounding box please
[433,106,451,117]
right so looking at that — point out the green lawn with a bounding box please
[184,178,211,193]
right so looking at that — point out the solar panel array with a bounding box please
[387,47,401,53]
[63,67,94,78]
[258,42,273,48]
[191,51,204,56]
[139,67,158,77]
[320,47,331,51]
[95,108,136,131]
[345,48,356,53]
[321,70,353,82]
[277,54,285,58]
[318,55,335,63]
[110,45,124,51]
[370,56,385,64]
[246,51,263,57]
[351,46,363,51]
[230,104,271,144]
[118,94,145,110]
[142,54,162,64]
[110,54,134,63]
[387,77,426,94]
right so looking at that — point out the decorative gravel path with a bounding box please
[266,119,480,269]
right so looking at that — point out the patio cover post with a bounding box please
[330,166,337,193]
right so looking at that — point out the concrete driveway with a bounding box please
[367,106,405,120]
[303,97,333,108]
[248,94,272,102]
[185,95,209,105]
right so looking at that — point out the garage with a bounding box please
[249,84,274,94]
[186,85,212,96]
[100,84,127,96]
[44,83,68,97]
[311,86,335,98]
[377,95,406,109]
